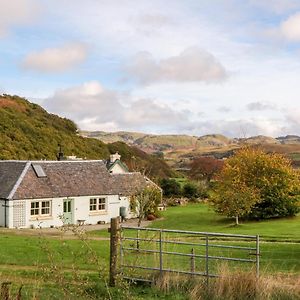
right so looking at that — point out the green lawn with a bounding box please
[0,234,109,269]
[0,203,299,299]
[150,203,300,242]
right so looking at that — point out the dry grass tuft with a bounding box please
[152,265,300,300]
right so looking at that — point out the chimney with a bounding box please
[110,152,121,163]
[57,144,64,161]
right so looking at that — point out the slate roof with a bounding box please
[0,160,150,200]
[0,161,28,199]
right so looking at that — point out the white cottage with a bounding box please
[0,160,150,228]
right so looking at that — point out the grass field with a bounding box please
[0,203,299,299]
[150,203,300,242]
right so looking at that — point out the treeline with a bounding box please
[0,95,174,179]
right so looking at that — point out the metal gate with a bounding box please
[120,226,260,283]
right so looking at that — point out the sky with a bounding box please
[1,0,300,138]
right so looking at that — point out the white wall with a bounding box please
[110,163,126,174]
[8,194,133,228]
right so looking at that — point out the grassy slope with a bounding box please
[147,204,300,274]
[0,95,174,178]
[150,203,300,242]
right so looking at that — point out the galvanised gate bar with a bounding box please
[119,226,260,283]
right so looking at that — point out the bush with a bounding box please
[182,182,199,199]
[159,178,182,197]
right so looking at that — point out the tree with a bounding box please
[182,182,199,199]
[189,156,223,182]
[211,147,300,224]
[131,186,162,227]
[159,178,181,197]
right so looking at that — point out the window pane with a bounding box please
[30,202,39,215]
[63,201,67,213]
[42,208,50,215]
[42,201,49,208]
[31,209,39,215]
[41,201,50,215]
[98,198,106,210]
[90,198,97,211]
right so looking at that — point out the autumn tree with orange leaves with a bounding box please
[211,147,300,224]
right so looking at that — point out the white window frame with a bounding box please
[30,200,52,217]
[89,197,107,212]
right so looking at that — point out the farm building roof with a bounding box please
[0,160,150,200]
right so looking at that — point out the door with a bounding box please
[63,199,73,224]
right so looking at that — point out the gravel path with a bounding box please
[0,218,154,238]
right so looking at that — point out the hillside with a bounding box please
[82,130,300,169]
[0,95,174,178]
[81,131,232,152]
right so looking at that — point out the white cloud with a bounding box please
[125,47,228,85]
[22,43,88,73]
[0,0,39,37]
[43,81,192,132]
[283,108,300,133]
[280,12,300,42]
[44,81,120,123]
[42,80,289,138]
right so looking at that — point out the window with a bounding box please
[89,197,106,212]
[98,198,106,211]
[30,201,51,217]
[90,198,97,211]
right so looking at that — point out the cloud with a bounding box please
[217,106,231,113]
[135,14,175,28]
[246,101,276,111]
[42,80,287,138]
[125,47,228,85]
[43,81,192,132]
[283,108,300,133]
[22,43,88,73]
[194,118,283,138]
[0,0,39,37]
[279,12,300,42]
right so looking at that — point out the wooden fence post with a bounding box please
[190,248,195,275]
[109,217,120,287]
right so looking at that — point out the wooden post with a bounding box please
[109,217,120,287]
[190,248,195,275]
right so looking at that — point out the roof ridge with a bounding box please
[7,161,31,200]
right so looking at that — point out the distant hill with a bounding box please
[277,135,300,144]
[81,131,235,152]
[81,130,300,169]
[236,135,280,145]
[0,95,175,178]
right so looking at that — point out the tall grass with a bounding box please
[153,264,300,300]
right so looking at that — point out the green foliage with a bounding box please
[0,95,174,179]
[182,182,199,199]
[211,147,300,221]
[131,186,162,225]
[159,178,182,197]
